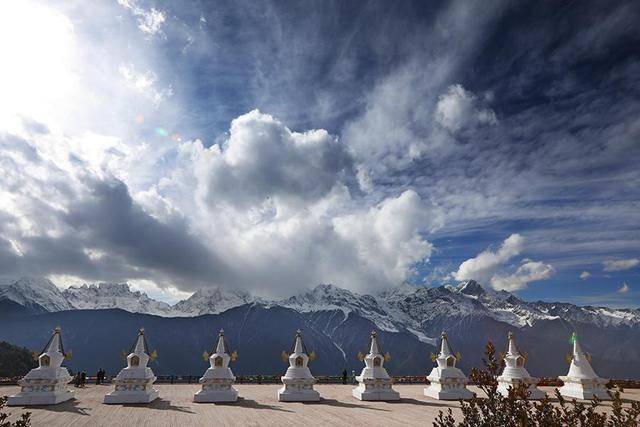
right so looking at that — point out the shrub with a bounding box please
[434,341,640,427]
[0,396,31,427]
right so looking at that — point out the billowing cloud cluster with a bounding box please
[453,234,554,291]
[0,107,441,296]
[490,261,555,292]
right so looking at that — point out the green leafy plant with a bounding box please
[0,396,31,427]
[434,342,640,427]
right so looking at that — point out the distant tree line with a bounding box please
[0,341,37,377]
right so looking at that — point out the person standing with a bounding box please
[80,370,87,388]
[342,369,348,385]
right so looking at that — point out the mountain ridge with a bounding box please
[2,278,640,377]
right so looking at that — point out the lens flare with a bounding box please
[155,127,168,137]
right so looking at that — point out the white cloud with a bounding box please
[0,105,439,297]
[333,190,442,290]
[618,282,630,294]
[453,234,554,291]
[119,64,173,104]
[490,260,555,291]
[435,84,498,132]
[453,233,524,283]
[117,0,166,37]
[603,258,640,272]
[579,271,590,280]
[181,109,352,210]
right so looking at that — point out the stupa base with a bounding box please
[424,385,474,400]
[7,390,74,406]
[277,387,320,402]
[194,388,238,403]
[559,378,610,401]
[497,379,546,400]
[104,389,159,404]
[352,384,400,401]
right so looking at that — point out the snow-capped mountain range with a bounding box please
[0,277,259,317]
[3,276,640,377]
[1,277,638,343]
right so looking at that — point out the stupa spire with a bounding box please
[216,329,226,354]
[45,326,63,354]
[507,331,520,356]
[134,328,147,354]
[369,330,380,355]
[293,329,304,354]
[439,331,453,357]
[572,332,584,355]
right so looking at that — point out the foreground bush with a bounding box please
[0,396,30,427]
[434,342,640,427]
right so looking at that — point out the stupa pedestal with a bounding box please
[559,333,610,400]
[104,328,159,404]
[352,331,400,401]
[278,330,320,402]
[8,327,74,406]
[425,331,474,400]
[497,332,545,400]
[194,329,239,403]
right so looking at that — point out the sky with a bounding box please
[0,0,638,306]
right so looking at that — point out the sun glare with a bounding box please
[0,1,76,129]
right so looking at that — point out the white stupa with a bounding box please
[497,331,545,400]
[104,327,159,404]
[352,330,400,401]
[8,327,74,406]
[278,329,320,402]
[425,331,474,400]
[194,329,239,403]
[559,333,610,400]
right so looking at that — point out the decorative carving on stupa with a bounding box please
[194,329,239,402]
[559,332,610,400]
[278,329,320,401]
[497,331,545,400]
[352,330,400,401]
[425,331,473,400]
[104,327,159,404]
[8,327,74,406]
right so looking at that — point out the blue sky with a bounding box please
[0,0,638,306]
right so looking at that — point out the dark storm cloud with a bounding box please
[62,178,231,288]
[0,173,231,289]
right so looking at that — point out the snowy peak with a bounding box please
[281,284,385,315]
[281,284,400,332]
[456,280,485,297]
[172,285,255,316]
[62,282,173,316]
[0,277,71,312]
